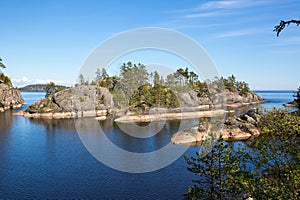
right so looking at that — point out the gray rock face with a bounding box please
[179,91,199,107]
[26,85,113,114]
[0,84,25,112]
[179,90,264,107]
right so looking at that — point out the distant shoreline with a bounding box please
[252,90,296,93]
[18,84,69,92]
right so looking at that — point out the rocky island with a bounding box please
[283,88,300,108]
[16,85,113,119]
[19,84,69,92]
[115,90,264,123]
[171,108,261,145]
[16,63,265,123]
[284,101,298,107]
[0,73,25,112]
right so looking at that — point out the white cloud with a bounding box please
[183,10,241,18]
[12,76,71,88]
[181,0,275,19]
[199,0,269,10]
[213,28,264,38]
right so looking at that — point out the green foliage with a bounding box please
[184,137,251,200]
[95,68,101,82]
[294,87,300,109]
[120,62,149,98]
[78,73,86,85]
[99,75,119,91]
[94,68,109,83]
[0,73,12,86]
[153,71,160,85]
[185,109,300,199]
[90,62,251,110]
[129,84,179,113]
[0,57,6,69]
[45,82,56,97]
[79,96,85,102]
[45,82,65,97]
[0,74,12,86]
[197,82,209,98]
[111,87,126,108]
[221,75,250,95]
[250,108,300,199]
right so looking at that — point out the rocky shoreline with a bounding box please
[15,85,113,119]
[283,100,298,107]
[114,100,264,123]
[15,100,263,120]
[14,109,109,119]
[171,108,261,145]
[0,84,25,112]
[115,109,227,123]
[14,83,265,120]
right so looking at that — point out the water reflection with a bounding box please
[29,118,76,131]
[0,110,13,132]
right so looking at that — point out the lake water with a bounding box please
[0,90,296,199]
[253,90,297,111]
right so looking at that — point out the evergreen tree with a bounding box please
[166,74,176,87]
[78,73,85,85]
[184,137,251,200]
[45,82,56,97]
[119,62,149,98]
[95,68,102,82]
[153,71,160,85]
[294,87,300,108]
[101,68,108,80]
[0,58,6,68]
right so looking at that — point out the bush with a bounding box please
[0,73,12,86]
[294,87,300,109]
[128,84,179,112]
[185,109,300,199]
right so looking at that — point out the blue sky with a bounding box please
[0,0,299,90]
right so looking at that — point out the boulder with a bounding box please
[171,108,262,145]
[0,83,25,112]
[22,85,113,119]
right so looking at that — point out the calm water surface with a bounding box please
[254,90,297,111]
[0,91,296,199]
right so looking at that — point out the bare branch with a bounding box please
[274,19,300,36]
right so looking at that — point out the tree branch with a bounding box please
[274,19,300,36]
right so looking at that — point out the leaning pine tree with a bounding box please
[0,57,6,68]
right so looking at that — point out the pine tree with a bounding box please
[294,87,300,108]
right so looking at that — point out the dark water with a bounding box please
[0,92,199,199]
[0,91,297,199]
